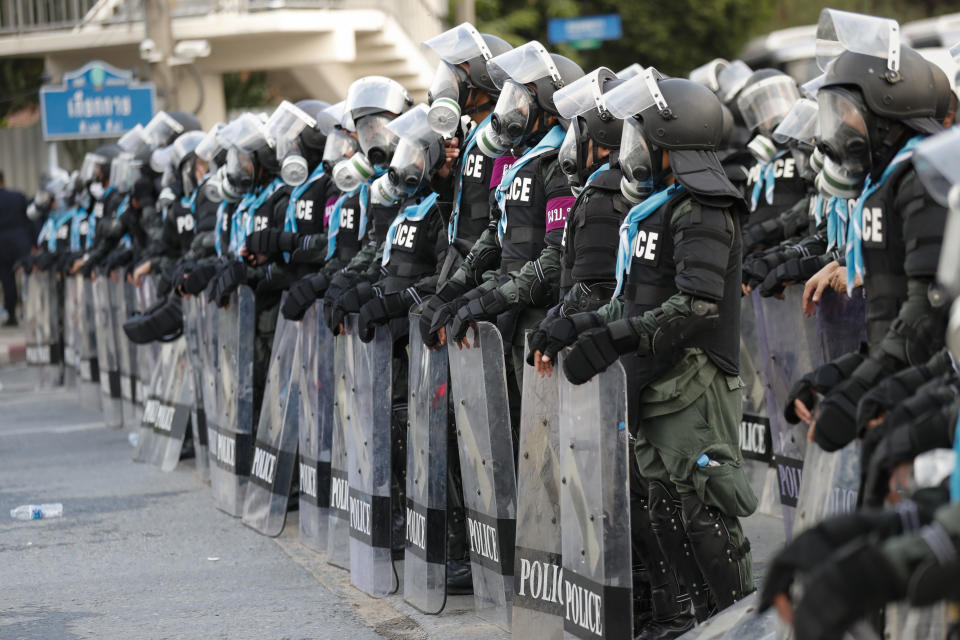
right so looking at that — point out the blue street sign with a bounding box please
[40,60,155,141]
[547,14,622,45]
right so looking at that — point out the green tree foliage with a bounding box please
[0,58,44,126]
[223,70,271,110]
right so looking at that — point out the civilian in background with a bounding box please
[0,171,31,326]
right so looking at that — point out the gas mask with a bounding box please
[817,88,872,199]
[264,100,323,187]
[224,146,255,198]
[89,181,105,200]
[332,152,375,192]
[618,117,660,204]
[181,158,199,196]
[322,129,360,174]
[157,186,176,210]
[355,114,399,168]
[559,120,589,196]
[490,80,538,148]
[217,165,242,203]
[427,61,470,138]
[201,175,222,203]
[476,121,511,158]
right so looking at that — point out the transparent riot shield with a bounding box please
[403,313,449,614]
[92,277,123,428]
[675,593,775,639]
[209,284,256,517]
[815,288,866,362]
[790,440,860,536]
[885,602,948,640]
[739,296,778,517]
[298,301,336,553]
[184,295,210,482]
[345,314,396,597]
[25,271,63,386]
[76,276,101,410]
[199,295,221,491]
[327,329,351,570]
[242,309,302,536]
[512,337,563,637]
[558,355,633,640]
[754,286,822,535]
[134,340,169,464]
[135,277,162,407]
[447,321,516,631]
[113,278,139,428]
[153,338,194,471]
[63,274,78,387]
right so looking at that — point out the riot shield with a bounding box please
[25,271,63,386]
[739,296,778,517]
[298,301,335,553]
[344,314,396,597]
[135,277,162,407]
[63,274,78,387]
[92,277,123,428]
[242,308,301,536]
[184,295,210,482]
[512,338,563,637]
[447,321,516,631]
[199,295,221,490]
[402,313,449,614]
[209,284,256,517]
[675,593,775,639]
[75,276,101,410]
[557,355,633,640]
[112,278,139,428]
[327,328,351,570]
[815,288,866,362]
[134,340,169,464]
[754,286,821,535]
[885,602,948,640]
[153,338,193,471]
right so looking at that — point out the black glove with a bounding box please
[563,319,640,385]
[784,350,866,424]
[542,312,604,362]
[322,271,359,326]
[815,375,876,452]
[281,272,329,321]
[181,261,220,295]
[327,281,374,334]
[358,289,415,342]
[525,311,556,366]
[255,265,295,295]
[418,296,446,347]
[245,229,298,255]
[855,354,950,434]
[759,504,927,613]
[209,261,247,307]
[449,287,511,343]
[792,541,905,640]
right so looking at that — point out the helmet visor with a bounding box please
[716,60,752,104]
[488,41,560,89]
[773,98,819,146]
[79,153,106,183]
[818,89,871,171]
[220,113,267,153]
[688,58,729,93]
[118,124,149,155]
[618,117,654,184]
[322,129,359,169]
[422,22,491,63]
[170,131,205,169]
[604,68,666,120]
[554,68,613,120]
[317,101,346,136]
[913,126,960,208]
[355,113,399,165]
[346,76,411,117]
[263,100,317,154]
[736,75,800,135]
[143,111,185,148]
[109,152,141,193]
[195,124,224,162]
[816,8,901,72]
[386,104,436,146]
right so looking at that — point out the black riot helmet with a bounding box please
[486,41,585,147]
[262,99,331,186]
[344,76,414,167]
[606,69,740,202]
[554,67,625,193]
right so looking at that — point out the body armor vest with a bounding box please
[562,167,628,288]
[452,145,495,252]
[622,194,743,385]
[382,198,447,290]
[500,150,558,273]
[168,198,197,253]
[334,191,364,264]
[251,184,290,234]
[292,174,333,236]
[743,150,808,227]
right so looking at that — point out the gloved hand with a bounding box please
[541,312,604,362]
[791,541,905,640]
[784,350,866,424]
[255,265,295,295]
[281,272,329,321]
[814,376,874,452]
[245,229,298,255]
[449,287,510,343]
[322,271,359,327]
[419,281,469,347]
[525,316,554,366]
[563,319,640,385]
[358,289,415,342]
[327,281,374,335]
[855,356,948,434]
[209,261,247,307]
[181,261,221,295]
[759,504,927,613]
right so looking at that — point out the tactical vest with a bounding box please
[194,191,219,233]
[500,150,559,273]
[859,162,943,344]
[219,202,236,253]
[251,184,290,234]
[334,191,364,264]
[452,145,495,252]
[367,201,401,247]
[383,198,446,288]
[622,193,742,382]
[563,167,628,288]
[743,150,808,226]
[292,174,332,236]
[75,212,92,249]
[168,198,197,253]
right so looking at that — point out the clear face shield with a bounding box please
[376,104,442,202]
[773,98,820,179]
[914,128,960,305]
[109,152,141,193]
[817,88,872,198]
[263,100,318,186]
[816,9,901,74]
[150,145,173,174]
[618,117,656,203]
[715,60,753,105]
[558,120,583,193]
[143,111,185,149]
[79,153,106,185]
[223,146,255,199]
[195,123,224,167]
[736,75,801,140]
[688,58,730,93]
[355,113,399,168]
[322,129,360,174]
[118,124,149,156]
[490,80,538,147]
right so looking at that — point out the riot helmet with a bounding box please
[345,76,413,167]
[370,104,445,205]
[736,69,801,162]
[263,99,330,186]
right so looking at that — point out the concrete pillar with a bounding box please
[177,68,226,128]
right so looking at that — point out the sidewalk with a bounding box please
[0,323,26,366]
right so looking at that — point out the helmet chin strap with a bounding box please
[868,118,908,181]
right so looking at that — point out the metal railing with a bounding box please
[0,0,445,36]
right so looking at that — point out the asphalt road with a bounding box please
[0,363,784,640]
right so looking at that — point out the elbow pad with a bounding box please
[674,204,734,302]
[649,298,719,357]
